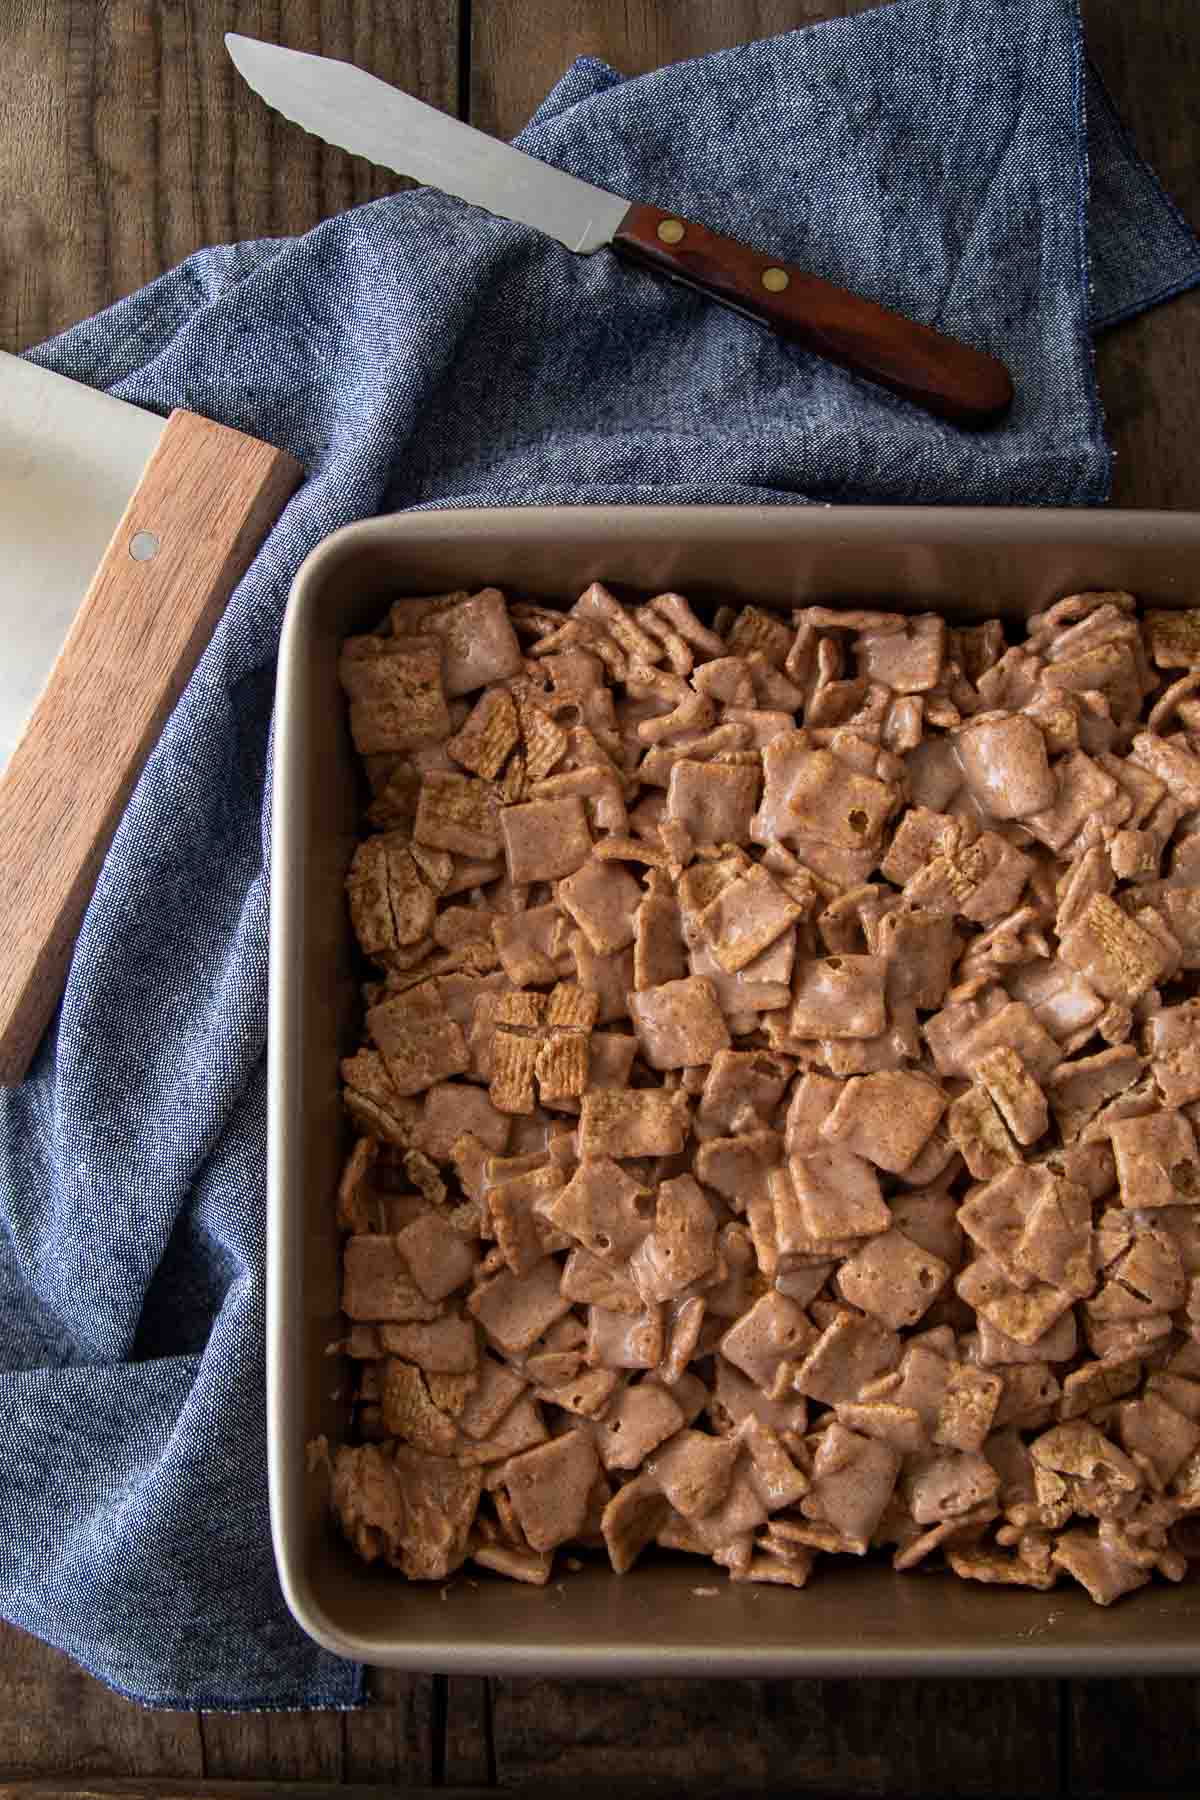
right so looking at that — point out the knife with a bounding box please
[226,33,1013,428]
[0,352,302,1084]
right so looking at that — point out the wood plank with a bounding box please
[1068,1678,1200,1795]
[0,1622,202,1780]
[443,1678,493,1788]
[469,0,877,142]
[342,1668,436,1785]
[489,1676,1062,1795]
[197,1715,342,1786]
[0,1785,495,1800]
[197,1663,437,1782]
[0,0,461,355]
[1084,0,1200,510]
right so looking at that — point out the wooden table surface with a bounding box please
[1,1,1199,1795]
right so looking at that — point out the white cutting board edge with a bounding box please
[0,350,166,767]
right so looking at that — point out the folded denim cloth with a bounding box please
[3,0,1198,1710]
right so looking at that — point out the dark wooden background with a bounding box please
[0,1,1198,1794]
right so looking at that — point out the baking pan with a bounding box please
[270,504,1200,1675]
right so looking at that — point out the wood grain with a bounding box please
[0,1786,493,1800]
[1085,1,1200,509]
[0,1622,202,1780]
[488,1674,1063,1794]
[342,1667,436,1785]
[0,0,460,353]
[1068,1677,1200,1794]
[468,0,881,141]
[0,408,300,1085]
[443,1678,492,1788]
[197,1717,342,1787]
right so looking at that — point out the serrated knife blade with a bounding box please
[225,33,629,254]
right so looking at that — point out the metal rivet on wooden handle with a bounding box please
[613,200,1014,427]
[0,410,302,1086]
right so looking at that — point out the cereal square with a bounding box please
[666,759,760,846]
[696,862,802,974]
[629,976,732,1070]
[579,1088,688,1158]
[1059,893,1169,1005]
[836,1229,950,1331]
[367,980,471,1096]
[501,798,593,883]
[559,856,644,954]
[790,955,887,1040]
[338,635,450,753]
[820,1071,947,1174]
[422,587,523,696]
[414,771,502,860]
[1110,1109,1200,1209]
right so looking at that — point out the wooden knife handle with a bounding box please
[0,409,302,1087]
[613,201,1014,428]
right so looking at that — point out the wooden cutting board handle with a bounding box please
[0,408,302,1086]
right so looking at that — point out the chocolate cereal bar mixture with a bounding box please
[328,583,1200,1604]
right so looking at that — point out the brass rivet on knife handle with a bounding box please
[0,409,302,1087]
[614,201,1014,428]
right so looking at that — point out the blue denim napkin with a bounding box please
[4,0,1199,1711]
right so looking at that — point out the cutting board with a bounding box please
[0,351,303,1085]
